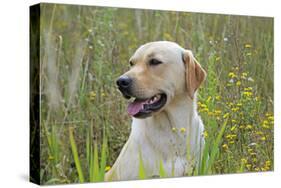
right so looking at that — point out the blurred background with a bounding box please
[36,3,273,184]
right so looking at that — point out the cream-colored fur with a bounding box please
[106,41,206,181]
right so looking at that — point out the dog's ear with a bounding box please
[182,50,206,99]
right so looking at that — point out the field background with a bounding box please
[35,3,273,184]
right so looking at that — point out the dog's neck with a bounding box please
[162,94,197,129]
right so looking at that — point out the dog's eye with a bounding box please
[149,59,162,66]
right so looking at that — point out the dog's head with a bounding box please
[116,41,206,118]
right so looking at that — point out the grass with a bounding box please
[69,127,84,182]
[35,3,274,184]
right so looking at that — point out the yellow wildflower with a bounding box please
[262,120,270,129]
[105,166,111,172]
[250,153,257,157]
[101,92,106,97]
[246,164,252,169]
[231,107,239,112]
[242,72,248,77]
[245,125,253,130]
[229,141,235,144]
[265,113,272,117]
[265,160,271,167]
[263,120,269,125]
[226,134,237,140]
[203,131,208,138]
[214,110,222,116]
[208,111,214,116]
[215,95,221,100]
[89,91,96,101]
[243,91,253,97]
[222,144,228,150]
[228,72,236,78]
[180,127,186,133]
[254,167,260,171]
[172,127,177,132]
[268,116,274,121]
[223,113,230,119]
[236,103,242,107]
[206,96,212,103]
[241,158,247,164]
[200,104,207,108]
[236,81,241,86]
[247,148,253,153]
[245,44,252,48]
[164,33,173,41]
[239,125,245,129]
[228,102,234,107]
[244,87,253,91]
[201,108,209,113]
[230,125,237,132]
[262,123,270,129]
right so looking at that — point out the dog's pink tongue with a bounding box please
[127,100,147,116]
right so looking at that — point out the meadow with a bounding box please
[32,3,273,184]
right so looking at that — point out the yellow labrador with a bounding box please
[106,41,206,181]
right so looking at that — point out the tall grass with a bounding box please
[37,3,273,184]
[69,127,84,182]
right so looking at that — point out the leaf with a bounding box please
[69,127,85,183]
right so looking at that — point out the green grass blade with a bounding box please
[206,118,229,174]
[69,127,85,183]
[86,129,90,167]
[171,162,175,177]
[43,123,53,158]
[93,142,100,182]
[239,160,245,173]
[51,125,59,163]
[87,125,94,181]
[200,139,210,175]
[98,137,107,181]
[159,159,166,178]
[138,151,146,179]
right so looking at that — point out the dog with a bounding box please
[105,41,206,181]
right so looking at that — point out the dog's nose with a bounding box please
[116,76,132,89]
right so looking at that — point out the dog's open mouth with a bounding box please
[127,93,167,118]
